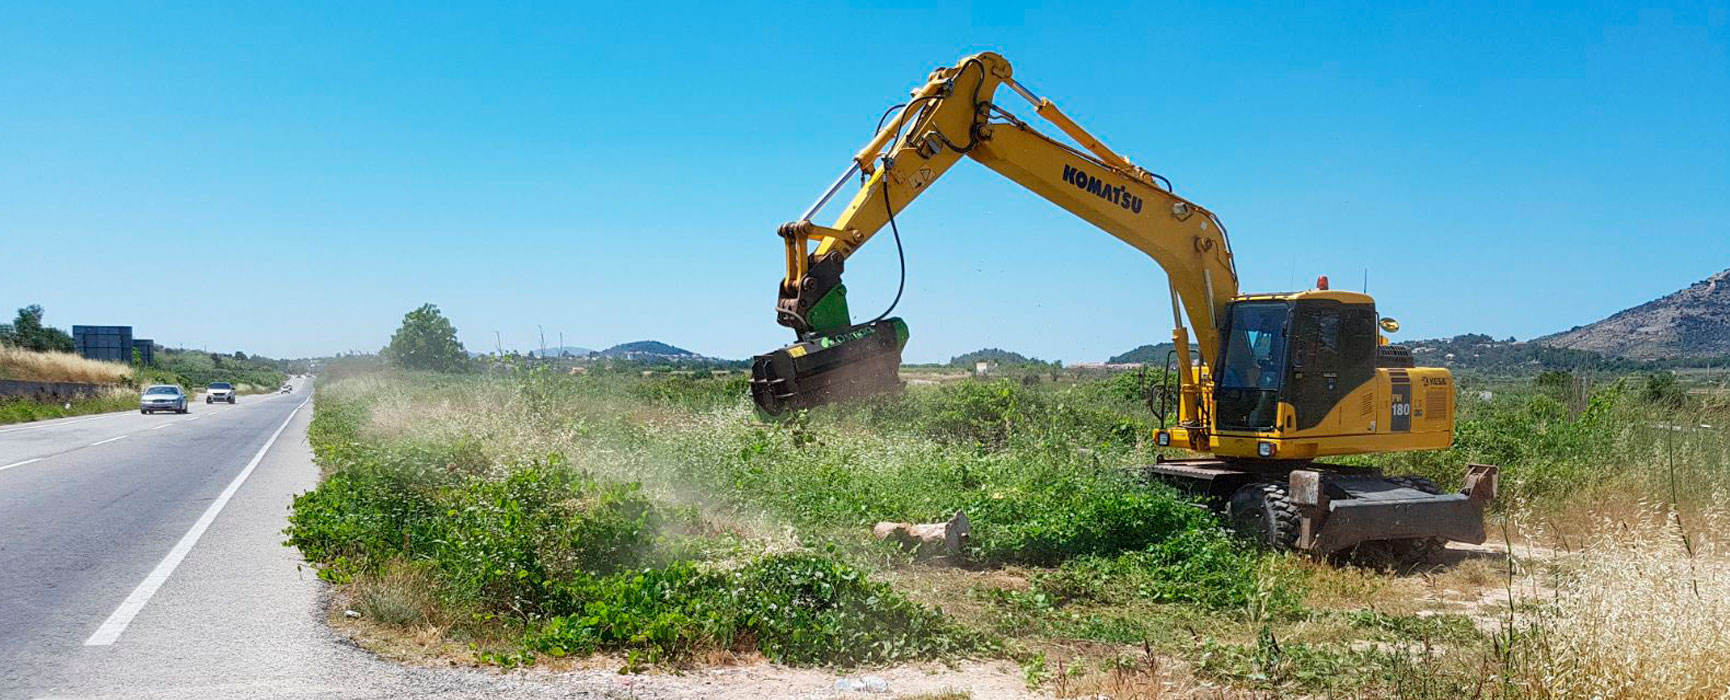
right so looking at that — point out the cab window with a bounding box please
[1219,302,1288,390]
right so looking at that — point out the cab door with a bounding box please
[1285,301,1377,434]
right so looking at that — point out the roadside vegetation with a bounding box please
[0,345,132,384]
[0,387,139,424]
[151,349,288,393]
[283,306,1730,697]
[287,356,1730,698]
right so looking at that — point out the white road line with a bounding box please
[0,413,114,435]
[84,398,309,647]
[151,423,172,430]
[90,435,130,447]
[0,458,43,471]
[184,415,202,422]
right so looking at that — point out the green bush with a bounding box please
[524,553,980,666]
[958,463,1219,566]
[1025,530,1295,612]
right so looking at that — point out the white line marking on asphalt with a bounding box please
[151,424,172,430]
[89,435,130,446]
[0,414,112,435]
[85,398,310,647]
[0,458,43,471]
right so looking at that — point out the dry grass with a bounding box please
[0,347,131,384]
[1508,507,1730,699]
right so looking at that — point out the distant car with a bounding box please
[140,385,188,414]
[206,382,237,404]
[280,384,293,393]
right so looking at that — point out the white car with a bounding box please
[206,382,237,404]
[140,385,189,414]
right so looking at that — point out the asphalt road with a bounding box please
[0,382,637,699]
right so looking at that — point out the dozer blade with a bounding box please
[750,318,908,416]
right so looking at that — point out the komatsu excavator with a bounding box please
[750,52,1497,555]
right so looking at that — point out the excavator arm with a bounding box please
[754,52,1239,419]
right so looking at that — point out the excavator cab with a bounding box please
[1213,295,1381,436]
[1181,288,1454,461]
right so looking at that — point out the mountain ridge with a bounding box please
[1535,268,1730,359]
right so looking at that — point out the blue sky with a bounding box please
[2,1,1726,362]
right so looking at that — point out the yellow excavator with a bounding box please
[750,52,1497,555]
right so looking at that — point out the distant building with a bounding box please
[72,326,134,363]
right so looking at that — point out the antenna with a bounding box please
[1363,269,1368,293]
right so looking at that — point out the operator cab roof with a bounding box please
[1231,289,1375,304]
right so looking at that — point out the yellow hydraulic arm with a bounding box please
[775,52,1239,426]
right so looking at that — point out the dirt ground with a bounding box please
[507,660,1039,700]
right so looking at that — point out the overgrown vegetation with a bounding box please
[288,364,1730,697]
[152,349,287,390]
[287,367,1275,670]
[0,387,137,423]
[0,346,131,384]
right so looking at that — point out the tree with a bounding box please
[1641,371,1686,409]
[0,305,74,352]
[382,304,469,372]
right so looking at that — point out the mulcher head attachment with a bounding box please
[750,318,909,416]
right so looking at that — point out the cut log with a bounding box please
[872,510,969,558]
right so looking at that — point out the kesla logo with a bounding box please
[1062,164,1143,214]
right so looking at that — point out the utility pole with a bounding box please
[538,325,546,361]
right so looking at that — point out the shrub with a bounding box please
[959,463,1217,566]
[525,553,980,665]
[1017,529,1282,612]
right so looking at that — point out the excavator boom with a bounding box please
[753,52,1236,421]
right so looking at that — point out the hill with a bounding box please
[947,348,1050,367]
[599,340,696,358]
[1108,343,1177,365]
[1406,333,1650,374]
[1536,268,1730,360]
